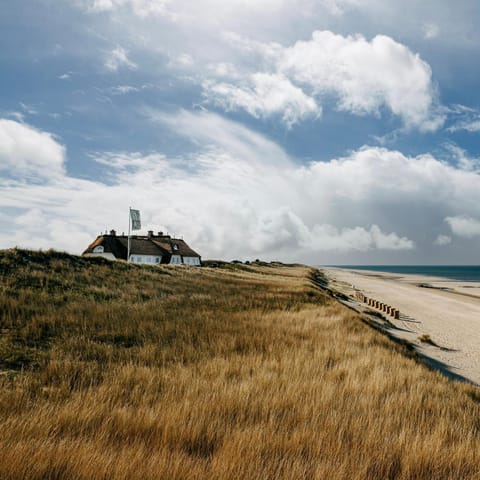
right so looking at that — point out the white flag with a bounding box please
[130,209,141,230]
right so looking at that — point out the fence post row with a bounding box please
[354,291,400,319]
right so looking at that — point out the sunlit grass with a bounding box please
[1,248,479,479]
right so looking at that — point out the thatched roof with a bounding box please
[82,233,201,261]
[151,238,200,257]
[117,237,170,257]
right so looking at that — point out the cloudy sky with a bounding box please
[1,0,480,264]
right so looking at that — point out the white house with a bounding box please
[83,230,201,266]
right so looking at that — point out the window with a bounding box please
[93,246,104,253]
[155,257,160,263]
[173,244,179,251]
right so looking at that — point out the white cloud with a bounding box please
[104,47,137,71]
[445,215,480,238]
[89,0,114,11]
[203,30,442,130]
[84,0,358,19]
[446,104,480,133]
[449,119,480,133]
[442,143,480,171]
[6,111,25,122]
[4,111,480,262]
[309,223,414,251]
[89,0,171,16]
[20,102,38,116]
[240,207,413,253]
[277,31,442,130]
[73,0,454,131]
[369,225,415,250]
[434,234,452,246]
[74,0,480,81]
[111,85,140,95]
[319,0,365,15]
[169,53,194,68]
[203,73,320,127]
[422,22,440,39]
[207,62,240,79]
[0,119,65,179]
[149,109,292,167]
[75,0,480,53]
[73,0,448,131]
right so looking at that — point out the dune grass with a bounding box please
[0,248,479,479]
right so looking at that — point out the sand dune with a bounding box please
[322,267,480,385]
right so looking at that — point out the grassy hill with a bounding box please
[1,249,479,479]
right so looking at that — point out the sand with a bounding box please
[322,267,480,385]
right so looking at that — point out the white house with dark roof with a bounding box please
[83,230,201,266]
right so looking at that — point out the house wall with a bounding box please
[168,255,201,266]
[183,256,201,266]
[170,255,182,265]
[129,255,200,266]
[129,255,162,265]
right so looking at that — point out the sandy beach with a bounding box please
[322,267,480,385]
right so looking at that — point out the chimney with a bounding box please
[110,229,116,236]
[158,231,163,236]
[148,230,154,238]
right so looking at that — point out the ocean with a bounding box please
[330,265,480,282]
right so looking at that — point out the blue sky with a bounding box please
[1,0,480,264]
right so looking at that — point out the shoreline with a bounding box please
[325,266,480,300]
[322,265,480,283]
[321,267,480,385]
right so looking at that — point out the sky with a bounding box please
[1,0,480,264]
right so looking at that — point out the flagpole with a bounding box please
[127,206,131,263]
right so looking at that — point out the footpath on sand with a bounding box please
[322,268,480,386]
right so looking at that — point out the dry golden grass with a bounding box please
[1,249,480,479]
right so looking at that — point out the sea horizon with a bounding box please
[322,265,480,282]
